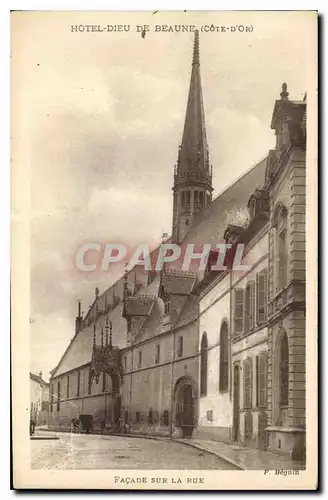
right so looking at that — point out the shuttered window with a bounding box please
[219,322,229,393]
[245,282,255,332]
[67,374,70,398]
[243,358,253,409]
[256,352,268,407]
[234,289,244,336]
[257,270,268,325]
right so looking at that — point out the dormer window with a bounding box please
[160,285,171,316]
[247,190,269,222]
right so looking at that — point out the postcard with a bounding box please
[11,10,318,490]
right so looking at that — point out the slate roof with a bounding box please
[124,295,156,317]
[181,156,267,247]
[52,302,127,378]
[174,294,198,329]
[161,271,197,295]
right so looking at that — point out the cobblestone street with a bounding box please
[31,432,238,470]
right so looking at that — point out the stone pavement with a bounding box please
[176,438,305,471]
[31,431,236,470]
[39,428,305,471]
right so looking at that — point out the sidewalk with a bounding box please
[177,438,305,471]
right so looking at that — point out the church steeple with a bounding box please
[172,30,213,244]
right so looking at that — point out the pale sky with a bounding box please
[11,11,315,380]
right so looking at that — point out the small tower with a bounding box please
[172,30,213,243]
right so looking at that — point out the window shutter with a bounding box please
[250,282,255,329]
[256,352,267,407]
[245,282,255,332]
[257,270,268,325]
[243,358,252,409]
[234,289,244,336]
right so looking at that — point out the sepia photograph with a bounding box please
[11,9,318,490]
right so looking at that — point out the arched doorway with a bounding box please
[174,377,195,438]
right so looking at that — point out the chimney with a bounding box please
[39,370,42,379]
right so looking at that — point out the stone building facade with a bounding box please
[196,85,306,461]
[49,31,306,462]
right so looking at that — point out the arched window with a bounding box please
[219,322,229,393]
[279,332,289,407]
[200,333,208,397]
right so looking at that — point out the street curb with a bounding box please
[173,439,244,470]
[111,433,244,470]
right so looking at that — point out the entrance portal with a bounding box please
[175,378,195,438]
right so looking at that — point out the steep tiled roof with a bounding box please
[161,271,196,295]
[52,302,127,378]
[174,294,198,329]
[124,295,156,317]
[181,157,267,247]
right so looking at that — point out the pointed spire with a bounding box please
[192,29,200,65]
[180,30,207,165]
[172,29,213,243]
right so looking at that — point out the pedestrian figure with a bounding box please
[30,418,35,436]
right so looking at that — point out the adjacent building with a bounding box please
[30,371,50,425]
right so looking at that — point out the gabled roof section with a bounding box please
[123,294,156,317]
[30,372,49,386]
[161,270,197,295]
